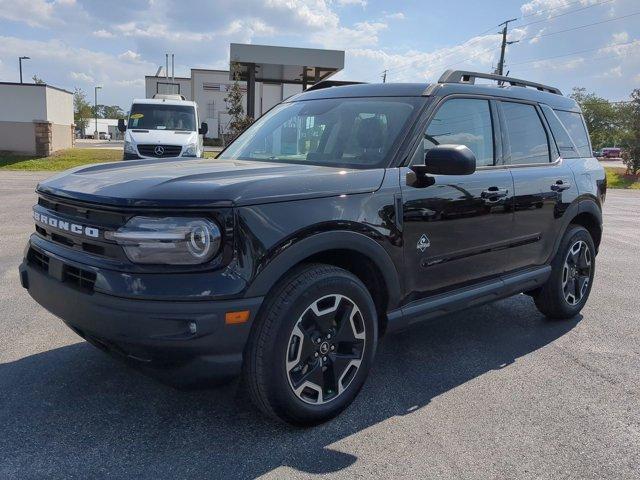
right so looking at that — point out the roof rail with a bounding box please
[305,80,366,92]
[438,70,562,95]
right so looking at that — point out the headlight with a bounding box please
[124,141,137,154]
[182,143,197,157]
[105,217,221,265]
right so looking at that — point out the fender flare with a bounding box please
[551,197,602,259]
[244,230,402,309]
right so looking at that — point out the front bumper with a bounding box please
[19,245,263,385]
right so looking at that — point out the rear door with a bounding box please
[500,100,578,271]
[401,97,515,299]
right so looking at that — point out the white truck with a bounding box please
[118,94,208,160]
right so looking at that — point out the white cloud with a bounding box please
[312,21,387,49]
[93,29,114,38]
[118,50,142,62]
[70,71,95,84]
[385,12,406,20]
[599,65,623,78]
[520,0,599,17]
[611,31,629,44]
[334,0,367,6]
[0,0,82,28]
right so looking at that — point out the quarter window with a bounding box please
[540,104,578,158]
[501,102,550,165]
[555,110,592,158]
[412,98,494,167]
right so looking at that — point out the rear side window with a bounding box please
[412,98,494,166]
[554,110,592,158]
[540,104,578,158]
[501,102,550,165]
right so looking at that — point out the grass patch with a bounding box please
[0,148,121,171]
[605,167,640,190]
[0,149,219,171]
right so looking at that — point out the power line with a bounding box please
[521,11,640,41]
[517,0,615,27]
[508,40,639,67]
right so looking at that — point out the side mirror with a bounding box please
[412,145,476,176]
[199,122,208,135]
[117,118,126,133]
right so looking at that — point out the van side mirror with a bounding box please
[199,122,208,135]
[117,118,126,133]
[411,145,476,177]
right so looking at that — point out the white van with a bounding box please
[118,95,208,160]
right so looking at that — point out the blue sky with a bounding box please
[0,0,638,108]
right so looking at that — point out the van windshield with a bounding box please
[128,104,196,131]
[219,97,422,169]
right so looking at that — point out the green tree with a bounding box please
[570,87,627,150]
[224,62,253,142]
[102,105,125,119]
[73,88,92,134]
[623,89,640,175]
[32,74,45,84]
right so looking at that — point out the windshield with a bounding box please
[128,104,196,131]
[219,97,422,168]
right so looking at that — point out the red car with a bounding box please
[602,147,621,158]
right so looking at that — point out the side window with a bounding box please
[501,102,550,165]
[554,110,592,158]
[540,104,578,158]
[411,98,494,167]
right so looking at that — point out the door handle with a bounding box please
[551,180,571,192]
[481,187,509,199]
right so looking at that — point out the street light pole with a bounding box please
[18,56,30,83]
[94,86,102,139]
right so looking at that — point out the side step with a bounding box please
[386,266,551,333]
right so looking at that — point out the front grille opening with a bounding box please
[63,265,97,292]
[28,248,49,272]
[35,225,47,237]
[51,232,74,247]
[137,144,182,158]
[82,242,105,255]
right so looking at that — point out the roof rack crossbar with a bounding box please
[438,70,562,95]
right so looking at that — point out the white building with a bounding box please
[145,44,344,139]
[0,82,74,155]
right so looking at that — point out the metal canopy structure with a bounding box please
[229,43,344,117]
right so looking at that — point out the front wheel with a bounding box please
[243,264,378,426]
[534,225,596,319]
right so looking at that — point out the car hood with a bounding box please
[36,158,385,208]
[126,129,197,145]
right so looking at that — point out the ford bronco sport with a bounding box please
[20,70,605,426]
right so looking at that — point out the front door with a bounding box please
[401,97,515,301]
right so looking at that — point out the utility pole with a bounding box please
[94,86,102,139]
[381,69,387,83]
[496,18,519,77]
[19,56,30,83]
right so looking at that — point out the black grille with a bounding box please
[28,248,49,272]
[137,144,182,158]
[63,265,97,292]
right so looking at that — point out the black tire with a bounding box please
[242,264,378,426]
[534,225,596,319]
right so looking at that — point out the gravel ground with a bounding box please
[0,171,638,479]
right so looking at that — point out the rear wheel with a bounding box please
[243,264,378,426]
[534,225,595,319]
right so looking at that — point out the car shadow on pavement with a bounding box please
[0,295,580,479]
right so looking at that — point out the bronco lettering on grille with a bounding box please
[33,211,99,238]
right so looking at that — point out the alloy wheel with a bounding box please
[285,294,366,405]
[562,240,592,306]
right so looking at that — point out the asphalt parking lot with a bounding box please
[0,171,638,479]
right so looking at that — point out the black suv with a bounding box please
[19,70,605,425]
